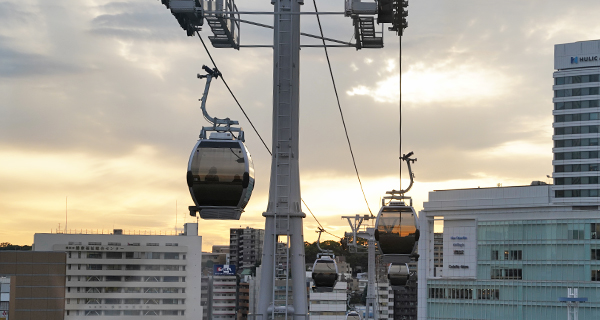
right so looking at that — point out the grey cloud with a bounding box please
[0,39,82,77]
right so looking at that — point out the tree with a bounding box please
[0,242,32,251]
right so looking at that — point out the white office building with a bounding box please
[33,223,202,320]
[309,281,347,320]
[553,40,600,202]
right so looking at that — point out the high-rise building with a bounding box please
[229,227,264,271]
[553,40,600,201]
[33,223,202,320]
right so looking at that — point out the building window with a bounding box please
[105,287,121,293]
[448,288,472,299]
[164,253,179,260]
[106,265,121,270]
[163,276,179,282]
[164,265,179,271]
[87,264,102,270]
[104,310,121,316]
[125,252,142,259]
[477,289,499,300]
[124,299,141,304]
[104,298,121,304]
[569,229,584,239]
[146,252,161,259]
[124,311,141,316]
[428,288,445,298]
[163,287,179,293]
[163,299,178,304]
[87,252,102,259]
[88,242,101,246]
[125,265,141,270]
[108,242,121,246]
[145,265,160,271]
[106,252,122,259]
[125,276,142,282]
[105,276,121,281]
[491,250,498,260]
[592,223,600,239]
[505,250,522,260]
[124,287,141,293]
[162,310,179,315]
[147,243,159,246]
[491,268,522,280]
[86,276,101,282]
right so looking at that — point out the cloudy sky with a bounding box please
[2,0,599,250]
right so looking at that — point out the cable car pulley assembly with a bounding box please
[187,65,255,220]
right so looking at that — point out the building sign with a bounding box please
[443,219,477,278]
[214,264,236,275]
[64,245,125,251]
[571,56,599,64]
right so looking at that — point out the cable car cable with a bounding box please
[398,38,402,192]
[302,199,343,240]
[196,31,271,154]
[311,0,374,217]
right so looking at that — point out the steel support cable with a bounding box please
[399,39,402,192]
[195,31,344,239]
[311,0,374,218]
[302,199,342,240]
[196,31,271,154]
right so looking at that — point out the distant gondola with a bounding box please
[311,255,338,292]
[387,263,410,288]
[346,310,361,320]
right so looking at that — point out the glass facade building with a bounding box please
[418,185,600,320]
[553,40,600,201]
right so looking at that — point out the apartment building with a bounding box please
[33,223,202,320]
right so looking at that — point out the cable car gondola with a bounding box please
[346,310,361,320]
[311,228,339,292]
[374,152,419,288]
[187,66,255,220]
[187,132,254,219]
[311,255,338,292]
